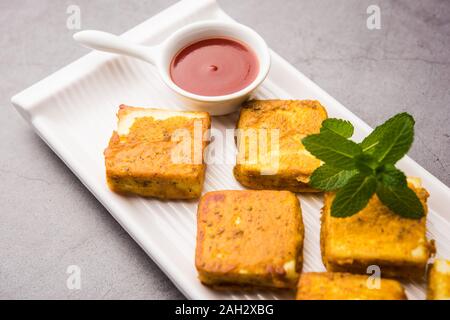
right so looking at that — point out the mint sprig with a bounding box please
[331,174,377,217]
[376,184,424,219]
[371,113,415,165]
[303,113,424,219]
[320,118,354,138]
[309,165,358,191]
[302,130,362,170]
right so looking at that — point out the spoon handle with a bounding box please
[73,30,156,65]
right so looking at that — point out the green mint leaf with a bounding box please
[360,113,414,164]
[354,154,379,176]
[321,118,354,138]
[376,183,424,219]
[331,174,377,217]
[371,113,414,165]
[309,165,358,191]
[376,164,407,187]
[360,113,406,153]
[302,131,362,170]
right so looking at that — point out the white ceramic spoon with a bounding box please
[73,21,270,116]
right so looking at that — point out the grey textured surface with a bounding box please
[0,0,449,299]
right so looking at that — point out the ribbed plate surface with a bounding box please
[11,0,450,300]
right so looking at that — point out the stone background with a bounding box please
[1,0,449,299]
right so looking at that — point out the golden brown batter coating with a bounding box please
[195,190,304,289]
[296,272,407,300]
[234,100,327,192]
[104,105,210,199]
[321,178,434,279]
[427,259,450,300]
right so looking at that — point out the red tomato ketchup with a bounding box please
[170,38,259,96]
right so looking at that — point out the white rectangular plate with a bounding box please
[12,0,450,300]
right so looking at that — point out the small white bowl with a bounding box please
[74,21,271,116]
[157,20,271,115]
